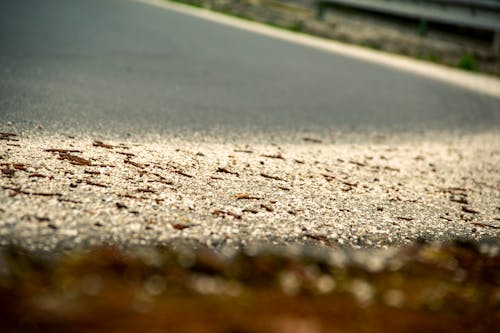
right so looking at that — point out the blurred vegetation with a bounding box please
[0,240,498,332]
[458,54,478,71]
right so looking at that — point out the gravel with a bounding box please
[1,130,499,252]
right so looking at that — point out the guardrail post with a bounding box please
[316,1,325,21]
[418,19,428,37]
[494,31,500,56]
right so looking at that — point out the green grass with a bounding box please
[457,54,477,71]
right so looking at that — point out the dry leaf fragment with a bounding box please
[261,154,285,160]
[150,172,170,181]
[260,173,284,181]
[472,222,499,229]
[383,166,400,172]
[12,164,27,171]
[137,188,156,194]
[302,137,323,143]
[217,167,239,176]
[2,186,63,198]
[45,148,82,153]
[304,233,329,242]
[32,192,62,197]
[124,159,144,169]
[212,210,242,219]
[303,233,334,246]
[349,160,366,167]
[322,174,335,182]
[148,179,174,185]
[1,168,15,177]
[58,153,92,166]
[450,196,468,205]
[85,180,108,188]
[28,173,51,179]
[235,193,261,200]
[338,180,357,187]
[242,208,259,214]
[116,202,128,209]
[462,206,480,215]
[118,194,140,200]
[173,170,194,178]
[93,140,114,149]
[172,223,194,231]
[58,198,82,204]
[441,187,468,194]
[260,204,274,212]
[0,132,18,140]
[116,151,136,158]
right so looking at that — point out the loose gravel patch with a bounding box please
[0,132,499,251]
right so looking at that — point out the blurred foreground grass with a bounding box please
[0,240,498,332]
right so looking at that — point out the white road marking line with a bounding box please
[135,0,500,99]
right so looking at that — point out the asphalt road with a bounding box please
[1,0,499,136]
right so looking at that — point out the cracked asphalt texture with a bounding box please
[1,131,498,251]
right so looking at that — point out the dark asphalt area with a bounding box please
[1,0,499,136]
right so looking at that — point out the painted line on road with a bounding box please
[136,0,500,99]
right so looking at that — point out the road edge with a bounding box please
[135,0,500,99]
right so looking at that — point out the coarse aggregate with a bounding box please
[1,130,499,252]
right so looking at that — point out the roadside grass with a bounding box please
[457,54,477,71]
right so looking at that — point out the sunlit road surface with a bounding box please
[0,0,499,252]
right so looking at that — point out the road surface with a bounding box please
[1,0,499,136]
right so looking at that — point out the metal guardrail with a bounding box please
[316,0,500,54]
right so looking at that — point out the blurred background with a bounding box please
[177,0,500,75]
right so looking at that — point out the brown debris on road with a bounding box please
[0,133,499,252]
[124,158,144,169]
[56,152,92,166]
[260,172,285,181]
[0,132,18,141]
[217,167,239,176]
[235,193,261,200]
[93,140,115,149]
[212,209,242,220]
